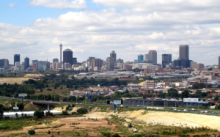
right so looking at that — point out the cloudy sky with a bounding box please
[0,0,220,65]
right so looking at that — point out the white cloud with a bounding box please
[30,0,86,9]
[9,3,16,8]
[1,1,220,65]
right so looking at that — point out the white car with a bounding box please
[183,109,188,112]
[191,108,195,111]
[137,105,140,107]
[200,111,204,113]
[120,105,124,107]
[204,110,208,113]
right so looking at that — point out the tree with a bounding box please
[168,88,179,98]
[77,108,88,114]
[181,89,190,99]
[34,110,44,118]
[0,104,3,118]
[17,103,24,110]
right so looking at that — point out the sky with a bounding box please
[0,0,220,65]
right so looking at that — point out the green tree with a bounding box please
[181,89,190,99]
[34,110,44,118]
[168,88,179,98]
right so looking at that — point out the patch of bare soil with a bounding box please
[0,116,116,137]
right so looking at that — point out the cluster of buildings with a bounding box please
[0,44,220,73]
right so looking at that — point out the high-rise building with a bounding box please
[218,56,220,68]
[92,58,103,71]
[87,57,95,67]
[106,57,114,71]
[144,54,148,61]
[63,49,73,65]
[72,58,77,64]
[117,58,124,63]
[110,51,117,63]
[14,54,20,65]
[60,44,62,63]
[53,58,59,63]
[179,45,189,60]
[148,50,157,65]
[162,54,172,68]
[138,54,144,63]
[0,59,9,68]
[24,57,30,70]
[32,60,38,70]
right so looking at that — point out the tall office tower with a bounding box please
[63,49,73,65]
[24,57,30,70]
[14,54,20,65]
[60,44,62,63]
[92,58,103,71]
[148,50,157,65]
[144,54,148,61]
[138,54,144,63]
[4,59,9,67]
[32,60,38,70]
[179,45,189,60]
[117,58,124,63]
[87,57,95,67]
[106,57,114,71]
[53,58,59,63]
[110,50,117,63]
[218,56,220,68]
[162,54,172,68]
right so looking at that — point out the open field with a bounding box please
[33,87,70,96]
[1,105,220,136]
[24,74,44,78]
[0,78,31,84]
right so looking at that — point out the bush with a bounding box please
[72,104,75,107]
[48,130,51,134]
[72,112,77,115]
[34,110,44,118]
[128,123,132,128]
[101,132,111,137]
[62,111,68,115]
[28,130,35,135]
[112,133,121,137]
[45,111,53,116]
[77,108,88,114]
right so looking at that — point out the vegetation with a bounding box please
[28,129,35,135]
[77,108,88,114]
[34,110,44,118]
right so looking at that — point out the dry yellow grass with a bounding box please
[138,81,145,86]
[24,74,44,78]
[0,78,31,84]
[85,110,220,131]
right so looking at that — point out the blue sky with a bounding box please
[0,0,220,65]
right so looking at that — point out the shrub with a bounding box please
[112,133,121,137]
[77,108,88,114]
[101,132,111,137]
[72,112,77,115]
[57,131,60,135]
[34,110,44,118]
[45,111,53,116]
[128,123,133,128]
[28,130,35,135]
[62,111,68,115]
[72,104,75,107]
[48,130,51,134]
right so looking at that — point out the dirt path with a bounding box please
[0,116,116,136]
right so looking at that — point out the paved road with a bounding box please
[0,96,219,116]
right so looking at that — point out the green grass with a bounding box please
[0,118,38,131]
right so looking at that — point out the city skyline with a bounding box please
[0,0,220,65]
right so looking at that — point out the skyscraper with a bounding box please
[144,54,148,61]
[60,44,62,63]
[110,51,117,63]
[63,49,73,65]
[138,54,144,63]
[14,54,20,65]
[24,57,30,70]
[106,57,114,71]
[53,58,59,63]
[148,50,157,65]
[179,45,189,60]
[162,54,172,68]
[218,56,220,68]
